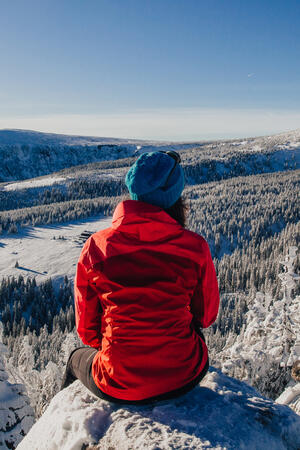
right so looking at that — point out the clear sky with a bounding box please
[1,0,300,140]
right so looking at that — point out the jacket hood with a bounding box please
[111,200,183,242]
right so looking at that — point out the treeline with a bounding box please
[0,276,74,340]
[182,150,297,185]
[186,169,300,258]
[35,178,126,206]
[212,246,300,400]
[0,143,134,182]
[1,170,299,264]
[0,196,120,233]
[1,151,298,214]
[0,276,78,418]
[59,156,136,174]
[1,154,299,411]
[215,222,300,296]
[206,221,300,366]
[0,178,126,212]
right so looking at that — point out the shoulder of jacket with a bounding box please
[90,226,114,242]
[79,227,113,267]
[182,228,209,250]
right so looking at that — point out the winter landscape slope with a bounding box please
[0,129,299,448]
[0,128,299,182]
[0,129,199,182]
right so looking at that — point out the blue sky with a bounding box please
[1,0,299,140]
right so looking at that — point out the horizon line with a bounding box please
[1,108,300,142]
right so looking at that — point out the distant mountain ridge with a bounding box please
[0,129,151,147]
[0,128,299,182]
[0,129,201,182]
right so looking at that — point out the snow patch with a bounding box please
[3,176,66,192]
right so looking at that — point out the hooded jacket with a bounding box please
[75,200,219,401]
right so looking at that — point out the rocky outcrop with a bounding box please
[18,368,300,450]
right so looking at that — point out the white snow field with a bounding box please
[3,176,67,191]
[17,368,300,450]
[0,215,112,285]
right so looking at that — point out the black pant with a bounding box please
[61,347,119,401]
[61,331,209,405]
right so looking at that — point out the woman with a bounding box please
[62,151,219,404]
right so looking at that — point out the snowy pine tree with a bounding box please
[219,246,300,399]
[0,338,34,449]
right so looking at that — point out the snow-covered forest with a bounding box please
[0,129,299,448]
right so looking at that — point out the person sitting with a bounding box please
[61,151,220,404]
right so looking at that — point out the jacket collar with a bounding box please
[111,200,183,242]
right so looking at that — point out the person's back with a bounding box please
[62,151,219,404]
[76,200,219,400]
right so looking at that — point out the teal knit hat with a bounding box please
[125,151,185,209]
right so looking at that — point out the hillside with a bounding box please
[0,129,197,182]
[0,128,299,182]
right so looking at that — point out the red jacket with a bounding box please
[75,200,219,401]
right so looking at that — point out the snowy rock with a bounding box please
[17,368,300,450]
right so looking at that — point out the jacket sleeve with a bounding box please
[74,238,103,349]
[190,239,220,328]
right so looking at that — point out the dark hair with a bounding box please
[164,197,187,228]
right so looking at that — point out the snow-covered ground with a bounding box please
[3,176,67,192]
[17,368,300,450]
[0,216,112,286]
[0,168,123,193]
